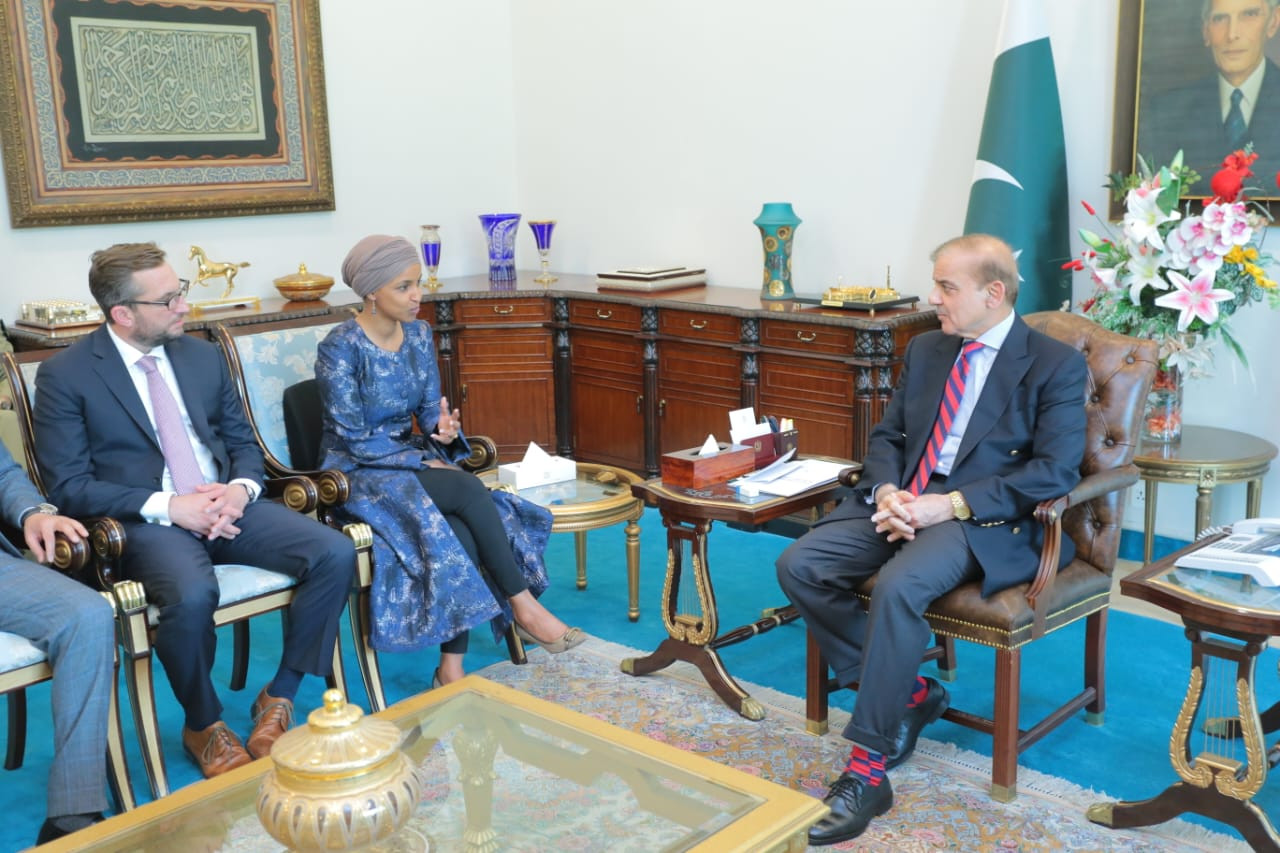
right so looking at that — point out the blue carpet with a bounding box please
[1,507,1273,850]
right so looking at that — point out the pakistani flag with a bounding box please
[964,0,1070,314]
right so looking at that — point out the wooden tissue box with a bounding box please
[661,443,756,488]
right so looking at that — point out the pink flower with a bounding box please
[1154,268,1236,331]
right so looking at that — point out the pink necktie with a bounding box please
[908,341,984,495]
[138,356,204,495]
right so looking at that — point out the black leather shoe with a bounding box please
[36,812,104,845]
[808,772,893,846]
[885,677,949,769]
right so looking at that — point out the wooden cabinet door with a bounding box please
[570,328,645,472]
[568,300,645,472]
[657,340,742,454]
[452,298,554,461]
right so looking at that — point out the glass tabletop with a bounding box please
[1147,565,1280,616]
[56,677,819,852]
[480,462,641,510]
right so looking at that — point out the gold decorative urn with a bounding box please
[257,690,427,851]
[274,263,335,302]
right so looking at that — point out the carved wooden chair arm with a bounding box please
[1024,465,1140,638]
[837,466,862,488]
[262,475,320,514]
[262,458,350,508]
[460,435,499,473]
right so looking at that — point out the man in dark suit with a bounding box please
[1137,0,1280,187]
[0,439,112,844]
[33,242,356,779]
[776,235,1088,845]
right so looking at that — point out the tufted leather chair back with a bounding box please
[1024,311,1158,577]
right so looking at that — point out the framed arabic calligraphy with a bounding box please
[0,0,334,227]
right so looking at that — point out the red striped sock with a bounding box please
[843,744,887,786]
[906,675,928,708]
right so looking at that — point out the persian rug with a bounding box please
[475,637,1249,853]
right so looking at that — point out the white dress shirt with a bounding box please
[106,326,260,524]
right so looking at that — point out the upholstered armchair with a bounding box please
[803,311,1158,801]
[212,318,525,715]
[0,359,134,811]
[2,351,346,801]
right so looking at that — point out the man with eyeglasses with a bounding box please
[31,242,356,780]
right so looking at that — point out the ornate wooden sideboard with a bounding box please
[422,273,939,476]
[5,276,939,476]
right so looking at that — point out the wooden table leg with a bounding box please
[1144,480,1158,565]
[574,531,588,590]
[1248,477,1264,518]
[620,514,767,721]
[1195,481,1214,538]
[1089,628,1279,850]
[624,512,641,622]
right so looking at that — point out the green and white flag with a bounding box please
[964,0,1070,314]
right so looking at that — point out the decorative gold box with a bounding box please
[18,299,103,330]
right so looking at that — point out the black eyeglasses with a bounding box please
[123,280,190,311]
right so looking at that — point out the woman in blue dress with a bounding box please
[316,234,583,685]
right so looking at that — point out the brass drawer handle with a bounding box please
[689,319,708,330]
[658,398,666,416]
[636,394,643,413]
[493,305,515,315]
[461,383,468,403]
[796,330,817,343]
[596,309,613,320]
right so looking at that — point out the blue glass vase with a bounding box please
[478,213,521,283]
[753,203,802,300]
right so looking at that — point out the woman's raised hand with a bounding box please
[432,396,462,444]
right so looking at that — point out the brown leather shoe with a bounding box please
[247,686,294,759]
[182,721,251,778]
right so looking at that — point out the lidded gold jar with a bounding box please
[274,263,335,301]
[257,690,426,851]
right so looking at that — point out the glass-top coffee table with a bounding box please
[40,676,826,852]
[481,461,644,620]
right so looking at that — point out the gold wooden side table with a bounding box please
[1135,425,1278,564]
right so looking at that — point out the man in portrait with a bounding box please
[1136,0,1280,191]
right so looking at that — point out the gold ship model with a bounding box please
[819,267,916,315]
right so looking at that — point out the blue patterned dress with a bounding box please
[315,318,552,652]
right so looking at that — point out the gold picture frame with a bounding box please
[0,0,334,228]
[1113,0,1280,213]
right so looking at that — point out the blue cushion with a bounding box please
[0,631,45,673]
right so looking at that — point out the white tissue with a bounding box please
[699,434,721,456]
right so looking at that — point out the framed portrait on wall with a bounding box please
[1114,0,1280,203]
[0,0,334,228]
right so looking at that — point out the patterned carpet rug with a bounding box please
[476,637,1249,852]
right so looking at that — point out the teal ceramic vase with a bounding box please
[754,203,801,300]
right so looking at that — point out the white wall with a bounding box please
[1,0,1274,538]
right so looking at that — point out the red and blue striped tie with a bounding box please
[908,340,983,495]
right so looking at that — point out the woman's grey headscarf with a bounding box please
[342,235,419,298]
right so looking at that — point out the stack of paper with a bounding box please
[730,455,850,498]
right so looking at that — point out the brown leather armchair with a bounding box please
[803,311,1158,801]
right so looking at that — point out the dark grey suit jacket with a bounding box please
[32,326,264,521]
[1137,59,1280,192]
[818,314,1088,596]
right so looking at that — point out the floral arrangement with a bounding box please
[1070,148,1280,378]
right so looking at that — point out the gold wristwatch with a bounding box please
[948,490,971,521]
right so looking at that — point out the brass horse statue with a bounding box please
[189,246,250,298]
